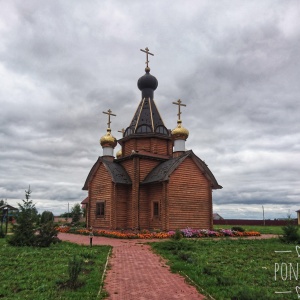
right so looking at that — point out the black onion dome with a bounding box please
[137,68,158,98]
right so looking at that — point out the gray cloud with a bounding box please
[0,1,299,219]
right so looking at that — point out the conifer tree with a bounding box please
[8,187,37,246]
[40,210,54,224]
[71,203,82,223]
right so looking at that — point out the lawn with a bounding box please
[151,238,299,300]
[0,238,111,300]
[214,225,284,235]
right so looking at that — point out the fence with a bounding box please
[53,217,85,223]
[213,219,297,226]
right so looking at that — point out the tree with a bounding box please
[8,187,37,246]
[280,216,300,244]
[60,212,72,218]
[71,204,82,223]
[35,221,60,247]
[40,211,54,224]
[8,188,60,247]
[0,199,4,207]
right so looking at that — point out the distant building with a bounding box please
[82,49,222,230]
[213,213,224,220]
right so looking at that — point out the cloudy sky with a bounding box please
[0,0,299,220]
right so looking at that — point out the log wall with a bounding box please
[88,163,113,229]
[168,157,212,230]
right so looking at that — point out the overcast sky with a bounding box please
[0,0,299,220]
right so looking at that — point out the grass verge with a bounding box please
[0,238,111,300]
[151,238,299,299]
[214,225,284,235]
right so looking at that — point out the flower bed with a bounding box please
[56,226,260,239]
[175,228,261,238]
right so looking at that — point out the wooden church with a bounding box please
[83,48,222,231]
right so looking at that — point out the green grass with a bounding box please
[214,225,284,235]
[0,238,111,300]
[0,222,13,234]
[151,238,299,300]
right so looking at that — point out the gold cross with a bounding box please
[102,109,116,128]
[172,99,186,120]
[140,47,154,68]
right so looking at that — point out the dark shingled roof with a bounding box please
[82,157,131,190]
[142,150,222,189]
[123,97,170,137]
[122,69,170,138]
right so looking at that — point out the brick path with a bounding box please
[58,233,277,299]
[58,233,206,299]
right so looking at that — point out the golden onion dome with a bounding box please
[100,128,117,148]
[116,149,122,158]
[171,120,189,140]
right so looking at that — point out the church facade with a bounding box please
[83,49,222,231]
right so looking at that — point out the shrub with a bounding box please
[280,219,300,244]
[172,229,183,240]
[35,222,60,247]
[231,226,245,232]
[40,211,54,224]
[68,255,83,289]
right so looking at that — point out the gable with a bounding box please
[142,150,222,189]
[82,157,132,190]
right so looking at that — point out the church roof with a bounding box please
[82,157,132,190]
[122,68,170,138]
[142,150,222,189]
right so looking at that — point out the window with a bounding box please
[153,202,159,217]
[136,124,152,133]
[96,202,105,217]
[155,125,169,135]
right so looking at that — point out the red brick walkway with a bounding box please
[58,233,206,299]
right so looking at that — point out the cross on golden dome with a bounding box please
[140,47,154,68]
[102,109,116,128]
[172,99,186,120]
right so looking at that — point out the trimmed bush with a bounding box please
[40,211,54,224]
[231,226,245,232]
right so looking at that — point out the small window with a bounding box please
[153,202,159,217]
[96,202,105,217]
[136,124,152,133]
[155,125,169,135]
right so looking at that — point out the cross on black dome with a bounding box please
[123,48,169,138]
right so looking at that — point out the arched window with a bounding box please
[155,125,169,135]
[136,124,152,133]
[124,127,134,137]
